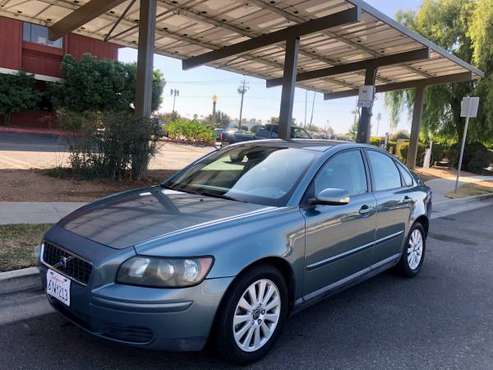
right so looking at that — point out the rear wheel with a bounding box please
[395,223,426,277]
[214,265,288,365]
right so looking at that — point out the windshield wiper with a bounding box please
[193,189,237,201]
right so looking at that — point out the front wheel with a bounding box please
[395,223,426,277]
[214,265,288,365]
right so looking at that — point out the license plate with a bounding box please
[46,269,71,306]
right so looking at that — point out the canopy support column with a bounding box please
[135,0,157,118]
[278,37,300,140]
[407,84,426,169]
[357,67,377,143]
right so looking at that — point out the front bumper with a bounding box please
[41,265,233,351]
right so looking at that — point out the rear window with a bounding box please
[396,161,415,187]
[367,150,402,191]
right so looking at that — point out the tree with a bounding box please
[53,54,165,113]
[0,72,40,125]
[347,108,360,141]
[206,110,231,128]
[385,0,492,144]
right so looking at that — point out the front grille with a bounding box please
[42,242,92,285]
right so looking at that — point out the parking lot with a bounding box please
[1,205,492,369]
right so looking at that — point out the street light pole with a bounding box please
[238,80,249,128]
[212,95,218,118]
[170,89,179,113]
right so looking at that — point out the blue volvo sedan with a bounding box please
[40,140,431,364]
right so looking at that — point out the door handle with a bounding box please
[402,196,413,204]
[359,204,373,215]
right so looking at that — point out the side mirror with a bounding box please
[310,188,350,206]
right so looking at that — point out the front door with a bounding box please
[302,149,377,299]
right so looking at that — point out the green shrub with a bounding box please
[53,54,165,113]
[449,142,491,174]
[398,142,426,166]
[431,143,450,165]
[369,137,384,147]
[0,72,40,125]
[58,110,162,180]
[390,130,410,141]
[166,118,215,145]
[386,141,397,155]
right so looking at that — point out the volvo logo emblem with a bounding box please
[54,256,74,269]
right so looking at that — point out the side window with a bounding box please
[396,161,414,187]
[367,150,402,191]
[314,150,368,196]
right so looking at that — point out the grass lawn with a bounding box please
[0,224,52,272]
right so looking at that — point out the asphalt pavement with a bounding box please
[0,132,69,152]
[1,206,493,369]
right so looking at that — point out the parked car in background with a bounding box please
[214,128,225,141]
[221,125,312,144]
[39,140,431,364]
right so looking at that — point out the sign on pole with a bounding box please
[455,97,480,192]
[461,97,480,118]
[357,85,376,109]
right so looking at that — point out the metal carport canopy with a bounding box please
[0,0,483,94]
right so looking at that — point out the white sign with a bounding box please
[461,97,480,118]
[357,85,376,108]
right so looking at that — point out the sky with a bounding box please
[118,0,423,135]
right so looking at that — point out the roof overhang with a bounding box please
[0,0,483,96]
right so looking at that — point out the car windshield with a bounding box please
[164,145,316,206]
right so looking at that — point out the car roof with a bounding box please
[228,139,353,152]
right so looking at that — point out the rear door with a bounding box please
[302,149,377,298]
[365,150,414,263]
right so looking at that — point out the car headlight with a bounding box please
[117,256,214,288]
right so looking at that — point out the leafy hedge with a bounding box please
[166,118,215,145]
[398,142,426,167]
[58,110,162,180]
[0,72,40,125]
[449,142,492,174]
[52,54,165,113]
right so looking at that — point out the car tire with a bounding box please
[214,264,288,365]
[395,222,426,277]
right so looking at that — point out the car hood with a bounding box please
[59,187,270,249]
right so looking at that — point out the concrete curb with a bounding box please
[0,266,40,282]
[433,192,493,206]
[0,267,42,296]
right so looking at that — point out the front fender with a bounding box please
[135,207,306,299]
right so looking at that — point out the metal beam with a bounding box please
[248,0,432,80]
[407,85,425,169]
[266,48,430,88]
[155,0,364,90]
[356,67,377,143]
[324,72,474,100]
[48,0,128,40]
[182,7,360,70]
[278,37,300,140]
[104,0,136,42]
[135,0,157,118]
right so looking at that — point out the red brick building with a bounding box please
[0,16,120,129]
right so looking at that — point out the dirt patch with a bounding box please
[0,169,177,202]
[445,182,493,199]
[415,166,479,182]
[0,224,52,272]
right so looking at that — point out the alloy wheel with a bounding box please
[232,279,281,352]
[407,229,424,270]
